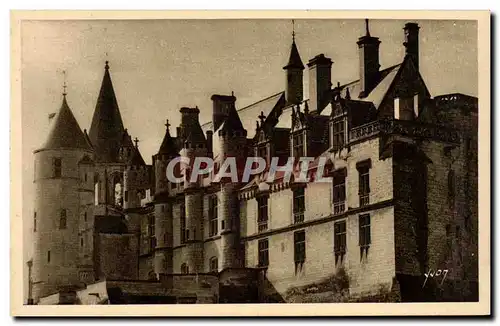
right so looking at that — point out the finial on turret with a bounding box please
[258,111,266,124]
[345,87,351,100]
[134,137,139,148]
[62,70,67,97]
[365,18,371,37]
[105,60,109,70]
[165,119,171,130]
[292,19,296,42]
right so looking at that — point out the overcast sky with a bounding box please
[21,18,477,292]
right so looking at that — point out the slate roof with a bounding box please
[37,95,92,152]
[284,39,305,70]
[88,61,126,163]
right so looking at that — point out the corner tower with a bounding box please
[32,92,94,301]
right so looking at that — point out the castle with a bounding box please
[30,20,478,304]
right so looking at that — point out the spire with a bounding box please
[38,94,92,151]
[283,20,304,70]
[365,19,370,37]
[345,87,351,100]
[158,119,178,157]
[88,60,126,162]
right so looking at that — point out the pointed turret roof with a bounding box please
[283,39,304,70]
[128,146,146,166]
[219,104,245,134]
[157,120,178,156]
[37,95,92,151]
[88,61,126,163]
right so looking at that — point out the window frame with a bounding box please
[53,157,62,178]
[331,118,346,151]
[59,209,67,230]
[209,256,218,273]
[258,238,269,268]
[293,187,305,223]
[294,230,306,274]
[332,169,346,214]
[292,131,305,158]
[209,195,218,237]
[357,161,371,207]
[334,220,347,265]
[257,195,269,232]
[359,214,371,260]
[180,203,186,244]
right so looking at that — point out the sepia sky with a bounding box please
[21,18,477,286]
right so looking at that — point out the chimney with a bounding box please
[403,22,420,71]
[307,54,333,113]
[211,94,236,131]
[357,19,381,98]
[206,130,213,157]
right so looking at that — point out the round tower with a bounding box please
[216,97,248,270]
[153,120,178,277]
[179,107,207,274]
[32,94,93,301]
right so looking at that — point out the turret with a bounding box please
[32,91,93,301]
[153,120,178,277]
[283,22,305,105]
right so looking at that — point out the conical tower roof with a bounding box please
[88,61,126,162]
[283,39,304,70]
[128,146,146,166]
[37,95,92,151]
[219,104,245,133]
[157,120,178,156]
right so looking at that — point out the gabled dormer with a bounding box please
[290,102,310,158]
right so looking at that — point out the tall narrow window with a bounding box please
[332,119,345,151]
[293,132,305,158]
[53,158,62,178]
[209,195,218,237]
[59,209,67,229]
[47,251,51,263]
[333,170,346,214]
[180,203,186,244]
[294,230,306,274]
[84,211,87,222]
[209,257,218,273]
[33,212,37,232]
[359,214,371,260]
[357,161,371,206]
[258,239,269,268]
[334,220,347,265]
[257,196,269,232]
[181,263,189,274]
[293,187,305,223]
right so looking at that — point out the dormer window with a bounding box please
[292,131,305,158]
[257,144,267,162]
[331,119,346,151]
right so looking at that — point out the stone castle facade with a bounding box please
[31,21,478,304]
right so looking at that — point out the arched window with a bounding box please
[181,263,189,274]
[94,173,100,206]
[209,257,218,273]
[113,174,123,208]
[59,209,67,229]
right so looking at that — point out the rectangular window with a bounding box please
[180,204,186,244]
[332,119,345,151]
[258,239,269,267]
[293,187,305,223]
[294,230,306,274]
[358,166,370,206]
[59,209,67,229]
[209,257,218,273]
[148,214,156,251]
[53,158,62,178]
[124,191,129,202]
[209,195,218,237]
[333,170,346,214]
[293,132,305,158]
[359,214,371,260]
[33,212,37,232]
[47,251,51,263]
[448,170,455,208]
[334,220,347,265]
[257,196,269,232]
